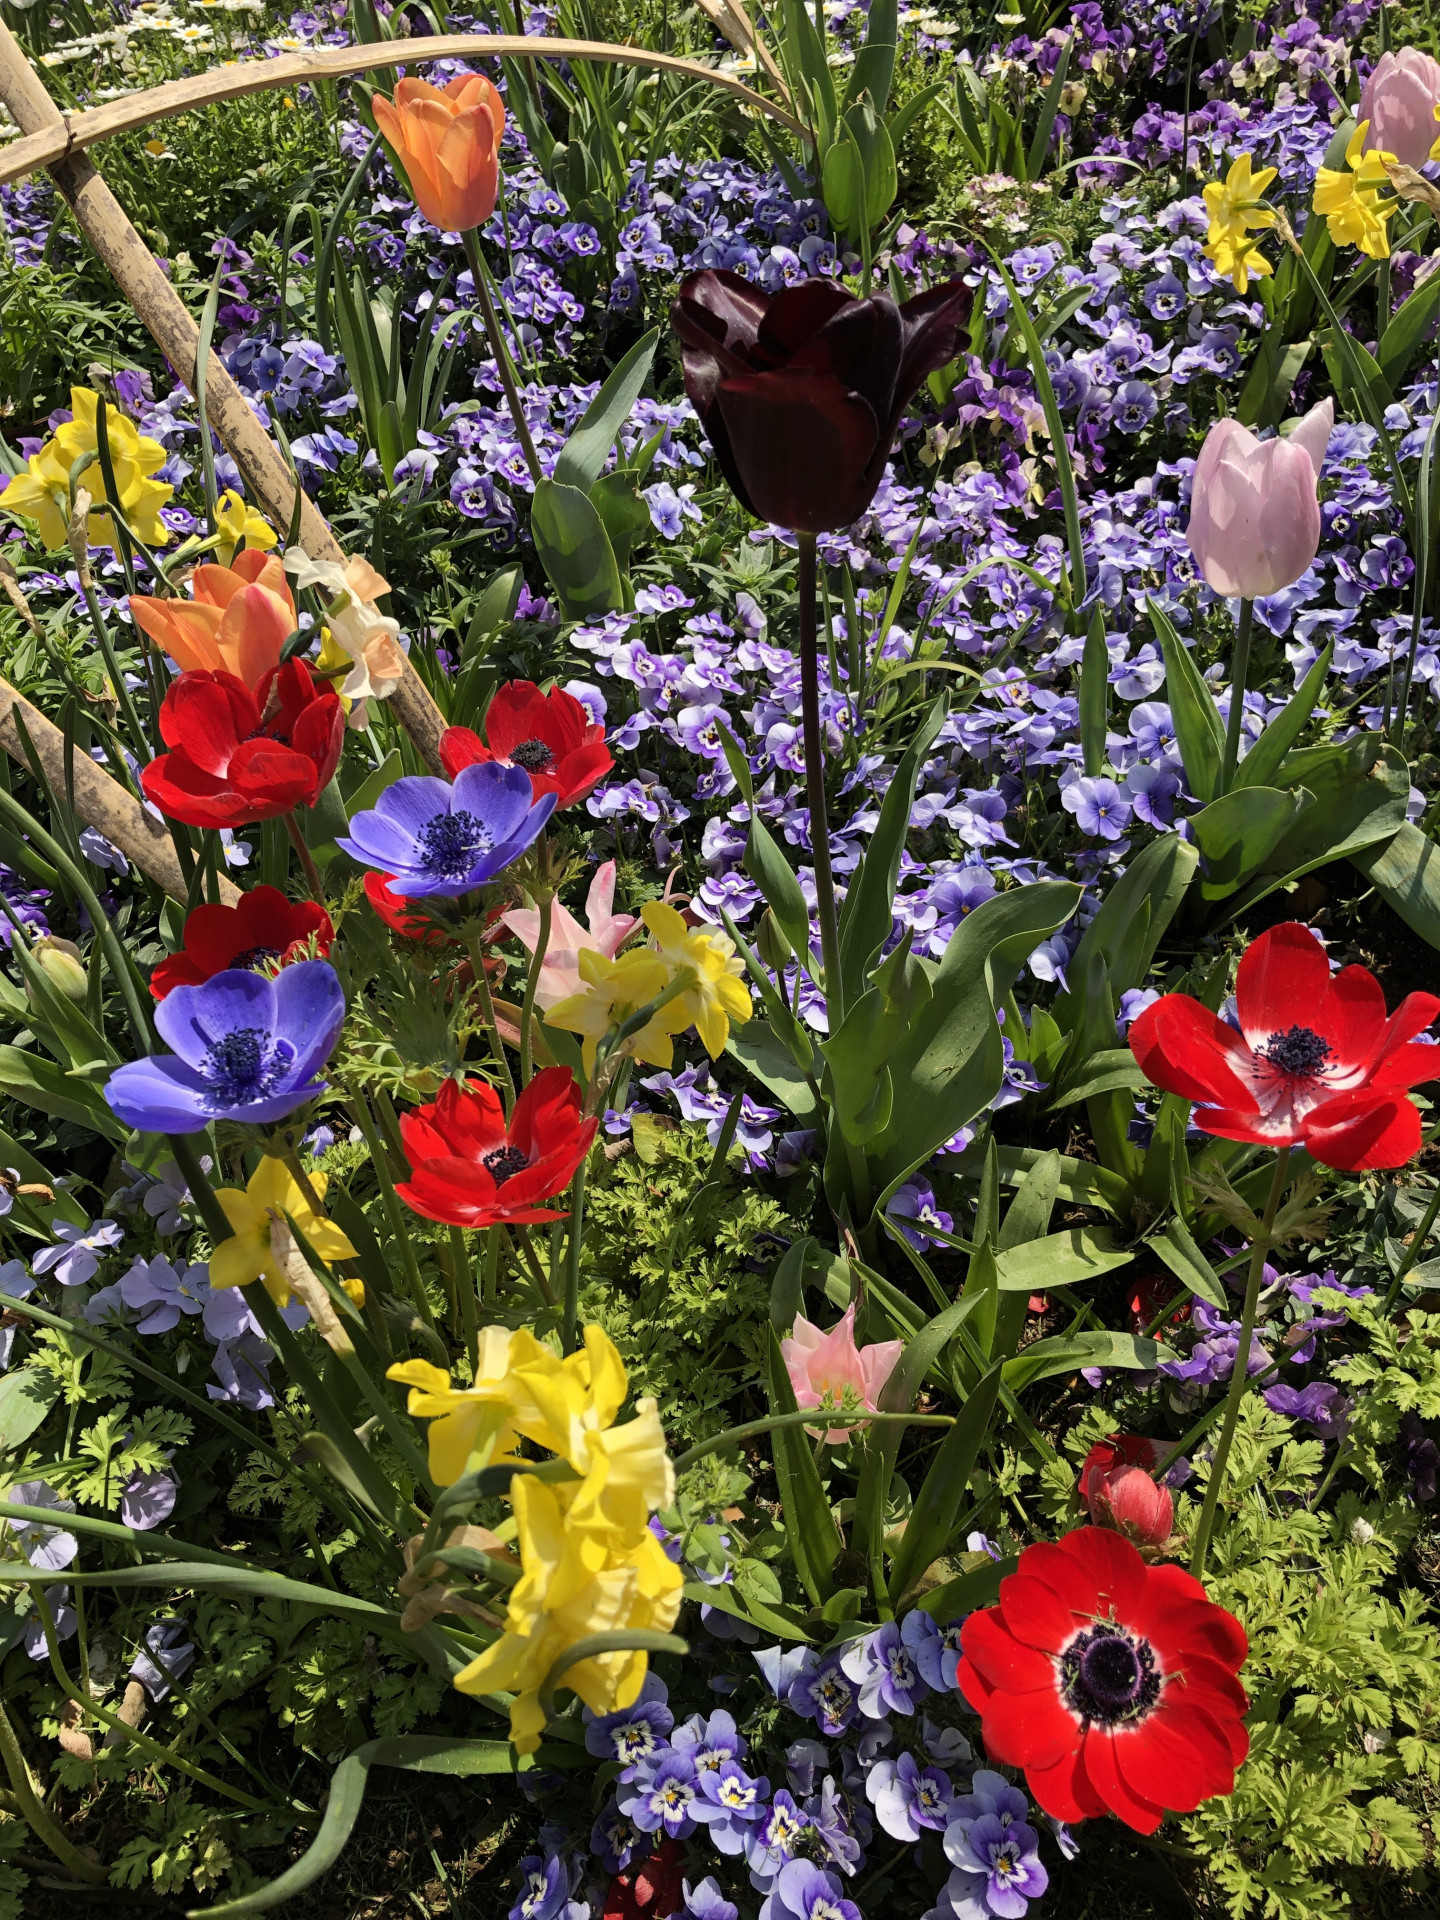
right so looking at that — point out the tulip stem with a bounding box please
[796,532,844,1025]
[461,227,542,487]
[283,810,326,904]
[346,1089,438,1334]
[519,889,553,1088]
[1189,1146,1290,1580]
[1382,1175,1440,1311]
[1219,597,1254,794]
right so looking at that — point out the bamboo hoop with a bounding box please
[0,35,807,183]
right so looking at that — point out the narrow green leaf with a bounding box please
[1147,1216,1228,1311]
[1079,605,1109,777]
[1231,640,1334,791]
[888,1360,1003,1604]
[993,1226,1134,1293]
[838,697,944,992]
[553,329,659,494]
[1003,1330,1174,1392]
[1150,595,1224,802]
[1352,821,1440,951]
[765,1325,842,1606]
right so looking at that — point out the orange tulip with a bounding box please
[129,550,295,689]
[372,74,505,233]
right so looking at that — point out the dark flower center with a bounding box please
[1261,1024,1332,1078]
[416,809,491,879]
[199,1027,294,1108]
[1060,1621,1161,1727]
[229,945,281,973]
[509,737,555,773]
[482,1144,530,1185]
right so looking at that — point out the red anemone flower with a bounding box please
[141,661,344,829]
[150,885,334,999]
[603,1840,686,1920]
[363,870,452,946]
[439,681,611,809]
[670,269,971,533]
[1129,922,1440,1172]
[959,1526,1249,1834]
[395,1066,596,1228]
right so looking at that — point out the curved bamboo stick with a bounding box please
[0,34,806,184]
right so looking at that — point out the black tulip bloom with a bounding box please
[670,269,973,535]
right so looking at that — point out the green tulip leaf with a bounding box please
[553,328,659,494]
[992,1226,1134,1293]
[531,477,625,619]
[1190,785,1316,900]
[1351,821,1440,952]
[1150,596,1225,802]
[0,1366,60,1449]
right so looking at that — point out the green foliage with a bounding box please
[0,1819,29,1920]
[110,1797,236,1897]
[1326,1298,1440,1492]
[581,1121,802,1447]
[1178,1401,1440,1918]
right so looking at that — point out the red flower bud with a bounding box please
[1080,1436,1174,1548]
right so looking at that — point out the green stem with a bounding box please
[1189,1148,1291,1579]
[796,531,844,1023]
[561,1160,588,1356]
[454,1225,480,1370]
[671,1407,956,1474]
[283,809,327,904]
[468,931,518,1111]
[0,1699,107,1882]
[1219,596,1253,794]
[461,227,542,484]
[348,1089,437,1331]
[519,888,553,1088]
[510,1224,557,1309]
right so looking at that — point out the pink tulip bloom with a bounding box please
[781,1303,903,1444]
[1360,49,1440,168]
[1185,398,1334,600]
[503,860,638,1010]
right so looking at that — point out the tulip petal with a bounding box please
[715,368,881,534]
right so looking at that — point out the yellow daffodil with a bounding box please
[213,489,278,567]
[640,902,752,1059]
[452,1472,683,1752]
[545,945,686,1076]
[1313,120,1397,260]
[1202,152,1277,250]
[0,386,173,550]
[1432,101,1440,165]
[1204,231,1275,294]
[209,1156,358,1306]
[388,1327,567,1484]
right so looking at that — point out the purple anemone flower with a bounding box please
[336,764,555,898]
[104,962,345,1133]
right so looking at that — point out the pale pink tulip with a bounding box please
[1360,50,1440,167]
[503,861,638,1010]
[1185,398,1333,600]
[781,1303,903,1444]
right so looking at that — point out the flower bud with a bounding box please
[755,908,793,972]
[30,936,88,1002]
[1079,1436,1174,1549]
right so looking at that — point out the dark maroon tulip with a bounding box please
[670,269,973,533]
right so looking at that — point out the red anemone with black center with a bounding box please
[141,661,344,830]
[439,681,611,810]
[1128,921,1440,1172]
[395,1067,596,1229]
[150,885,334,999]
[959,1526,1249,1833]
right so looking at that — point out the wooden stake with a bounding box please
[0,21,446,771]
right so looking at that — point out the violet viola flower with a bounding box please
[33,1216,124,1290]
[336,764,555,898]
[939,1811,1049,1920]
[758,1859,862,1920]
[868,1751,955,1841]
[1062,775,1132,841]
[130,1618,197,1702]
[744,1789,811,1880]
[885,1180,955,1251]
[590,1797,643,1874]
[104,963,345,1133]
[901,1607,949,1690]
[671,1706,746,1774]
[684,1879,739,1920]
[691,1758,770,1854]
[118,1255,210,1334]
[619,1751,700,1840]
[787,1650,860,1736]
[583,1671,674,1776]
[839,1619,931,1718]
[120,1468,178,1531]
[508,1852,586,1920]
[2,1479,77,1569]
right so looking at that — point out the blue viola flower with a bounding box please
[589,1797,642,1875]
[671,1706,747,1774]
[839,1619,930,1718]
[507,1852,587,1920]
[786,1649,860,1736]
[684,1878,738,1920]
[104,963,344,1134]
[618,1751,699,1840]
[691,1756,769,1854]
[940,1811,1048,1919]
[867,1750,955,1842]
[744,1788,810,1881]
[583,1671,674,1777]
[758,1859,862,1920]
[336,764,555,898]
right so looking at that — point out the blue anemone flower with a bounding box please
[336,763,555,898]
[104,962,345,1133]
